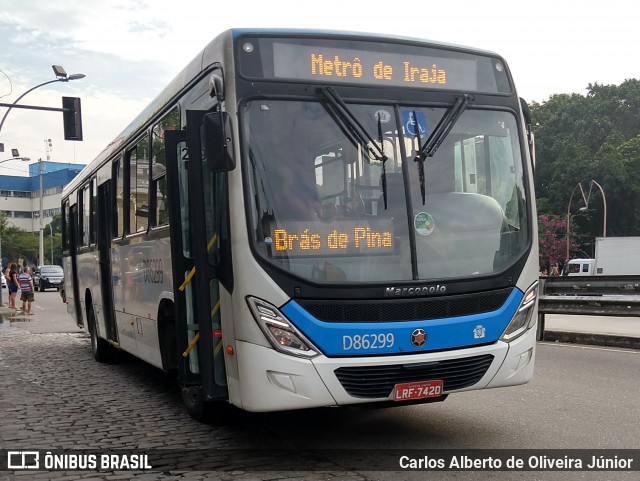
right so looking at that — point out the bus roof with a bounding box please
[227,28,501,56]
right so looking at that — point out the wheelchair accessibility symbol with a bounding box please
[402,111,427,138]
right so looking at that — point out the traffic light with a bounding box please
[62,96,83,141]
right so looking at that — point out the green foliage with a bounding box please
[532,79,640,253]
[1,212,63,267]
[538,213,580,268]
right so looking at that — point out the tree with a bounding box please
[45,214,63,264]
[532,79,640,250]
[538,214,580,270]
[0,212,41,267]
[0,211,7,269]
[1,213,62,267]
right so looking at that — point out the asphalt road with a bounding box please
[1,291,638,480]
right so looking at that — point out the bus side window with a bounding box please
[128,135,150,234]
[90,177,97,245]
[113,157,124,239]
[151,107,179,227]
[77,187,84,247]
[62,199,69,250]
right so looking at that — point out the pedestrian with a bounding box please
[7,263,19,310]
[3,265,9,307]
[18,266,35,316]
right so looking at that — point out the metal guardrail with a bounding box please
[540,275,640,297]
[537,276,640,341]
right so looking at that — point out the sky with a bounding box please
[0,0,637,176]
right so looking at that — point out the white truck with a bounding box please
[564,237,640,276]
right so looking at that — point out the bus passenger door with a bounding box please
[68,203,83,327]
[97,181,117,342]
[166,117,227,415]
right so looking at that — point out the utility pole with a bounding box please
[0,230,3,307]
[39,157,44,266]
[49,224,54,265]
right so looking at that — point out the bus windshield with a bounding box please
[244,99,528,283]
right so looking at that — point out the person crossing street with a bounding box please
[18,266,35,316]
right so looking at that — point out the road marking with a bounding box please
[539,341,639,354]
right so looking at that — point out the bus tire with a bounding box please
[88,303,113,363]
[536,313,545,341]
[181,385,233,424]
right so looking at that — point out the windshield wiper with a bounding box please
[414,94,473,204]
[377,115,389,209]
[321,87,386,162]
[320,86,390,207]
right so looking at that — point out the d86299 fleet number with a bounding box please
[342,333,394,350]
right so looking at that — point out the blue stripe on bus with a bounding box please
[281,289,523,356]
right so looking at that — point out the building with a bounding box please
[0,160,85,231]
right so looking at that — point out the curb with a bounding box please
[542,330,640,350]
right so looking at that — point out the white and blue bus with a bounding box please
[61,29,539,422]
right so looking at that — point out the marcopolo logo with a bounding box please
[384,285,447,297]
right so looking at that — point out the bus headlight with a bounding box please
[500,282,538,342]
[246,297,319,358]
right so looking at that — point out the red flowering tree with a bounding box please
[538,214,581,270]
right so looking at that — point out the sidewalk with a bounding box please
[0,304,82,333]
[542,313,640,349]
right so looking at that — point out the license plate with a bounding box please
[394,380,443,401]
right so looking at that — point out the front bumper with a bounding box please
[232,325,536,412]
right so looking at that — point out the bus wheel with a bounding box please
[181,385,233,424]
[88,304,112,363]
[536,313,545,341]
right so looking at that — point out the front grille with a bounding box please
[297,288,512,323]
[334,354,494,398]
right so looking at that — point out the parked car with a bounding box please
[33,265,65,292]
[1,272,6,288]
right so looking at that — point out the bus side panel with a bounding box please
[67,203,83,327]
[76,250,99,329]
[111,241,137,355]
[61,255,80,327]
[110,235,172,369]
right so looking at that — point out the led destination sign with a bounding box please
[269,220,394,258]
[263,41,508,93]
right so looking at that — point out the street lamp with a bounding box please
[566,182,587,261]
[585,180,607,238]
[566,180,607,260]
[0,148,30,164]
[1,148,27,307]
[0,65,85,135]
[0,65,83,265]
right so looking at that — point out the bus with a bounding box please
[61,28,539,422]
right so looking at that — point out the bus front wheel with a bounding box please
[181,385,233,424]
